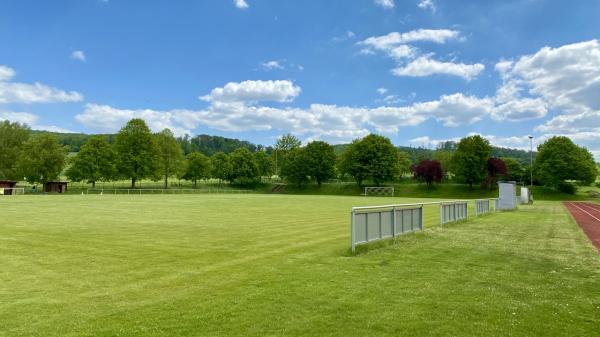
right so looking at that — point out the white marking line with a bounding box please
[581,202,600,212]
[568,202,600,222]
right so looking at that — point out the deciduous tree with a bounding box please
[66,136,116,188]
[0,121,29,180]
[305,141,336,186]
[155,128,185,189]
[484,157,507,189]
[211,152,231,184]
[412,159,443,187]
[451,135,492,188]
[16,134,67,185]
[114,119,159,188]
[228,148,259,185]
[339,134,400,187]
[184,152,212,187]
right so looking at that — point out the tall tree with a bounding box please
[211,152,232,184]
[184,152,212,187]
[66,136,116,188]
[433,149,454,179]
[339,134,400,187]
[254,151,274,179]
[114,119,159,188]
[503,158,524,182]
[484,157,508,189]
[16,134,67,185]
[304,141,336,186]
[228,148,259,185]
[534,136,597,192]
[397,150,412,178]
[451,135,492,188]
[155,128,185,189]
[412,159,443,187]
[274,133,301,174]
[0,121,30,180]
[280,147,311,186]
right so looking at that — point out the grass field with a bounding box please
[1,194,599,336]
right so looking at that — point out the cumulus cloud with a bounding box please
[260,60,284,71]
[199,80,301,103]
[0,110,75,133]
[374,0,395,9]
[392,56,485,80]
[418,0,436,12]
[71,50,86,62]
[234,0,248,9]
[0,65,83,104]
[358,29,483,80]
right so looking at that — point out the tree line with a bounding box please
[0,119,597,193]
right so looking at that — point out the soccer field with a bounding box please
[1,195,599,336]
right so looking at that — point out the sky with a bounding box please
[1,0,599,158]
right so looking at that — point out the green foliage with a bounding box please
[16,134,67,184]
[397,150,412,176]
[155,128,185,188]
[65,136,116,187]
[280,147,311,186]
[114,119,160,188]
[557,181,577,195]
[432,150,453,177]
[254,151,274,178]
[211,152,232,184]
[452,135,492,188]
[227,148,259,185]
[180,134,259,156]
[339,134,400,187]
[183,152,212,187]
[304,141,336,185]
[503,158,525,182]
[534,136,597,191]
[275,133,301,152]
[0,121,30,180]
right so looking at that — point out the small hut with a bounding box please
[0,180,17,195]
[44,181,68,193]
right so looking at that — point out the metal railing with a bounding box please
[350,198,499,252]
[85,188,253,195]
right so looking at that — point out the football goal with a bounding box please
[0,188,25,195]
[364,186,394,197]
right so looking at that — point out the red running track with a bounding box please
[564,202,600,251]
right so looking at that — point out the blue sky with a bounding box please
[1,0,599,158]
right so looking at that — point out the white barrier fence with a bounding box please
[350,198,499,252]
[0,188,25,195]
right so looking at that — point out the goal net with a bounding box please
[364,186,394,197]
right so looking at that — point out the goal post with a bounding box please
[364,186,394,197]
[0,187,25,195]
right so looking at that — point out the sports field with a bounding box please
[1,195,599,336]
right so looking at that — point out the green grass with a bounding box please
[1,195,599,336]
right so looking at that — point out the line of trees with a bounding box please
[1,119,597,193]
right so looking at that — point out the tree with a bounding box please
[16,134,67,185]
[65,136,116,188]
[183,152,212,187]
[254,151,274,179]
[227,148,259,185]
[211,152,232,184]
[114,119,160,188]
[451,135,492,188]
[339,134,400,187]
[274,133,301,175]
[503,158,524,182]
[155,128,185,189]
[433,150,454,179]
[534,136,597,193]
[484,157,508,189]
[412,159,443,187]
[305,141,336,185]
[397,150,412,178]
[280,147,311,186]
[0,121,30,180]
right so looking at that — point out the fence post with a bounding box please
[392,207,396,237]
[351,210,356,253]
[419,205,423,230]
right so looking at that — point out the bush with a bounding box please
[557,181,577,194]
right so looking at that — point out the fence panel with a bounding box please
[351,205,423,252]
[440,202,468,225]
[475,199,491,216]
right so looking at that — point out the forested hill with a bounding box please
[34,130,533,163]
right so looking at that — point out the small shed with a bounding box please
[497,181,517,210]
[44,181,68,193]
[0,180,17,195]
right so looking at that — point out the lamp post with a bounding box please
[528,136,533,189]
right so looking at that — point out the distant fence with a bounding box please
[85,188,253,195]
[350,198,499,252]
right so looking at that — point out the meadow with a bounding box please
[1,194,599,336]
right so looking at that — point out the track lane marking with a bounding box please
[567,202,600,222]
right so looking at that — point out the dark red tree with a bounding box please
[484,157,508,188]
[412,159,444,187]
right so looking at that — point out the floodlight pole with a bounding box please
[528,136,533,189]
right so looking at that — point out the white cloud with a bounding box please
[71,50,86,62]
[0,65,83,104]
[0,111,38,125]
[0,66,16,81]
[408,93,494,127]
[374,0,395,9]
[418,0,436,12]
[376,87,388,95]
[359,29,460,52]
[199,80,301,103]
[410,134,542,151]
[234,0,248,9]
[260,60,284,71]
[392,56,485,81]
